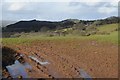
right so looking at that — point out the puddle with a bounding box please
[6,60,32,78]
[80,69,92,80]
[29,56,49,65]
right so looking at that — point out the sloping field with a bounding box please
[2,37,118,78]
[2,23,119,78]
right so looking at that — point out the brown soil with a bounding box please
[4,39,118,78]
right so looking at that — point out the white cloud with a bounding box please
[2,1,118,21]
[97,2,118,14]
[110,2,118,7]
[3,0,119,2]
[8,2,26,11]
[82,0,102,6]
[98,6,117,14]
[36,2,81,21]
[84,2,100,6]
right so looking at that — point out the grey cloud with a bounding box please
[1,2,118,21]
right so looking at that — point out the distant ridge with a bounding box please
[2,16,119,33]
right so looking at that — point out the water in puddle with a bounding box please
[29,56,49,65]
[6,60,32,78]
[80,69,92,80]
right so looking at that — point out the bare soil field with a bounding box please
[3,39,118,78]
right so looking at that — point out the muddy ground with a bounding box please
[3,39,118,78]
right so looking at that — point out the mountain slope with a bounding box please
[2,16,119,38]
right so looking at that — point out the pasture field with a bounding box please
[2,30,118,45]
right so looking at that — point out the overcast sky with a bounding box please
[1,0,119,21]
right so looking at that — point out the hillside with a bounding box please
[2,16,120,38]
[2,20,74,32]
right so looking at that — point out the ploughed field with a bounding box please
[2,38,118,78]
